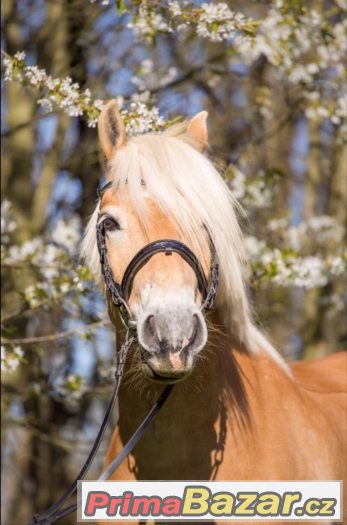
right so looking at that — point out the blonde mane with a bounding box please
[81,127,287,370]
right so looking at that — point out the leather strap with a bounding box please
[121,239,209,302]
[31,384,173,524]
[29,331,137,525]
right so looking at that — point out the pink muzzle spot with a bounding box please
[181,337,190,349]
[168,351,184,370]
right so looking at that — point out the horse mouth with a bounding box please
[141,362,191,384]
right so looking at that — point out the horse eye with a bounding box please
[103,217,120,231]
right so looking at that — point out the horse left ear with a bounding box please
[98,99,127,161]
[186,111,208,152]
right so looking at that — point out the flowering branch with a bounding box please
[91,1,259,42]
[250,251,346,290]
[87,1,347,134]
[2,50,171,133]
[2,50,104,127]
[130,1,258,43]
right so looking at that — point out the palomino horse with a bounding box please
[82,100,347,524]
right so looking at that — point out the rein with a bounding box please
[29,181,219,525]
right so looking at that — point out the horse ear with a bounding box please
[98,100,127,160]
[186,111,208,152]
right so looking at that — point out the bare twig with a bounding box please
[1,320,111,345]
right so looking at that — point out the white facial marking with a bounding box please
[138,286,195,319]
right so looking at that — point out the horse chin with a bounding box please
[141,361,192,384]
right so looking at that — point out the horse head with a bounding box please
[82,99,252,382]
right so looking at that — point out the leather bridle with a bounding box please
[29,181,219,525]
[96,180,219,321]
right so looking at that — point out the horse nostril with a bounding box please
[179,316,198,351]
[189,315,198,345]
[147,315,157,336]
[140,314,160,354]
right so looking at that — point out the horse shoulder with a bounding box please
[290,351,347,394]
[289,351,347,458]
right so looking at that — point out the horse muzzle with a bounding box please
[138,306,207,383]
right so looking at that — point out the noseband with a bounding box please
[29,181,219,525]
[96,180,219,322]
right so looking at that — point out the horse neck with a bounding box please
[119,311,292,435]
[115,312,295,481]
[200,314,291,422]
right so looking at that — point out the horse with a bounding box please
[81,100,347,525]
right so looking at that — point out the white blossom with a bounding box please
[24,285,43,308]
[3,52,167,133]
[320,293,345,316]
[228,167,246,200]
[122,101,165,135]
[3,53,103,128]
[57,374,87,401]
[132,62,178,92]
[266,215,345,252]
[329,256,346,276]
[196,3,244,42]
[1,199,16,244]
[284,256,328,288]
[6,238,42,264]
[128,7,173,41]
[3,51,26,81]
[51,216,81,254]
[228,167,276,209]
[37,97,53,112]
[306,216,345,244]
[60,282,71,294]
[168,1,182,17]
[1,345,24,373]
[244,236,266,260]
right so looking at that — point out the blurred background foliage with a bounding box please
[1,0,346,523]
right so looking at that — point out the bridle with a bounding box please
[29,181,219,525]
[96,180,219,321]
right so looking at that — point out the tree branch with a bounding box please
[1,320,111,345]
